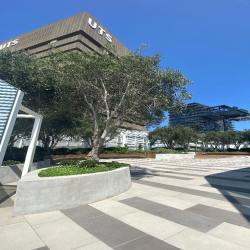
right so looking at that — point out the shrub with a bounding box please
[105,161,130,168]
[2,160,21,166]
[227,148,239,152]
[79,160,99,168]
[52,148,70,155]
[240,148,250,152]
[59,160,79,166]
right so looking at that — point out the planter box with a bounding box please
[14,167,131,215]
[45,153,156,163]
[195,152,250,156]
[155,152,195,159]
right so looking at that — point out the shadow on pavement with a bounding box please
[0,184,17,208]
[205,167,250,223]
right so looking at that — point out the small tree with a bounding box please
[148,126,177,149]
[204,131,221,150]
[174,126,199,150]
[227,130,244,150]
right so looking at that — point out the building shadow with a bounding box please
[205,167,250,222]
[0,184,17,208]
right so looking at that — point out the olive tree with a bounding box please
[0,49,74,154]
[44,47,192,160]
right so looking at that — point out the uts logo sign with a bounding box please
[0,39,19,50]
[88,18,112,43]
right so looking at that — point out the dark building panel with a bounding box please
[169,102,250,133]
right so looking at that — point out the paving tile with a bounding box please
[172,193,224,206]
[118,210,186,240]
[0,197,14,208]
[33,218,98,250]
[74,241,113,250]
[33,247,50,250]
[25,211,67,226]
[0,221,45,250]
[0,206,25,225]
[114,235,181,250]
[202,183,250,194]
[185,204,250,227]
[90,199,140,218]
[61,204,103,221]
[146,194,196,210]
[134,179,250,206]
[165,228,250,250]
[120,197,221,233]
[66,210,145,248]
[120,197,168,214]
[212,201,250,215]
[208,222,250,248]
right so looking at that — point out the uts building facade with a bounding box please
[0,11,130,57]
[0,12,149,149]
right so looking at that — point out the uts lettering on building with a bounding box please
[0,12,129,58]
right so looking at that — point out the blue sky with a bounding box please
[1,0,250,130]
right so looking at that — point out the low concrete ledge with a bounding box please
[155,152,195,159]
[0,159,51,184]
[14,167,131,216]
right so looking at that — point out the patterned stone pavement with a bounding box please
[1,156,250,250]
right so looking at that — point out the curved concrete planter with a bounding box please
[155,152,195,159]
[14,167,131,216]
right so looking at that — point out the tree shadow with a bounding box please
[130,166,161,180]
[205,167,250,223]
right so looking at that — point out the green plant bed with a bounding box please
[38,161,130,177]
[2,160,21,166]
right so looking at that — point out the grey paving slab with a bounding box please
[120,197,222,233]
[0,221,45,250]
[65,209,145,248]
[165,228,250,250]
[208,222,250,248]
[134,179,250,206]
[120,197,168,214]
[114,235,181,250]
[33,218,98,250]
[185,204,250,227]
[61,204,104,221]
[202,183,250,194]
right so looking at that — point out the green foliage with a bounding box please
[43,46,192,159]
[59,160,79,166]
[101,146,129,154]
[149,125,199,150]
[3,146,45,162]
[38,160,129,177]
[240,148,250,152]
[226,148,239,152]
[38,165,118,177]
[2,160,21,166]
[150,148,181,154]
[104,161,130,168]
[79,160,100,168]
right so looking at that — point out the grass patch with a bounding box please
[38,161,130,177]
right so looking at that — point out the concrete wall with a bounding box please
[155,153,195,159]
[14,167,131,215]
[0,159,51,184]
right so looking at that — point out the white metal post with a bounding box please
[0,90,24,168]
[21,115,43,177]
